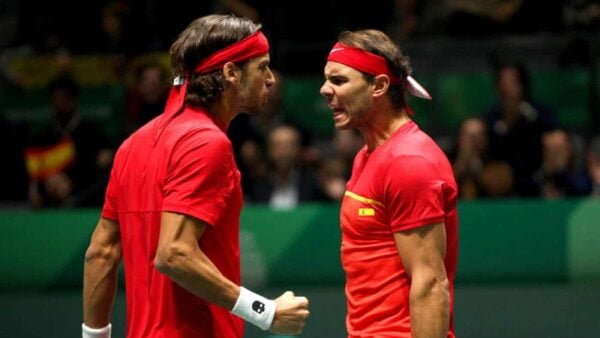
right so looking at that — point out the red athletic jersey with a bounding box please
[102,107,244,338]
[341,121,458,338]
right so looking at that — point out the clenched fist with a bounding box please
[269,291,310,335]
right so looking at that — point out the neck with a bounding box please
[208,88,241,128]
[359,106,411,152]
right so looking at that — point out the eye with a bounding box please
[259,62,270,72]
[330,76,346,86]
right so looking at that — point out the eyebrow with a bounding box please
[325,74,346,81]
[257,59,270,67]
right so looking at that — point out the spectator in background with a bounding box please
[484,61,557,196]
[25,75,113,207]
[125,62,169,134]
[250,124,326,209]
[316,129,364,201]
[96,1,134,55]
[533,129,591,198]
[449,117,514,199]
[586,136,600,197]
[450,118,490,198]
[316,157,347,201]
[563,0,600,31]
[332,129,365,179]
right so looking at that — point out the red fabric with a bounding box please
[340,121,458,337]
[102,107,244,338]
[327,42,400,84]
[193,31,269,74]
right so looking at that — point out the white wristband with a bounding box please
[82,323,111,338]
[230,287,276,330]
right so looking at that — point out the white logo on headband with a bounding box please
[173,76,185,86]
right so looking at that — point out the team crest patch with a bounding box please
[358,208,375,216]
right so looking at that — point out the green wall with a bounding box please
[1,199,599,292]
[2,200,600,338]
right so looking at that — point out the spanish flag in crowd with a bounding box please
[25,137,76,181]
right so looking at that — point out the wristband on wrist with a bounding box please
[82,323,111,338]
[230,287,276,330]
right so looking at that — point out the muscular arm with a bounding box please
[83,217,122,328]
[154,212,240,310]
[394,222,449,338]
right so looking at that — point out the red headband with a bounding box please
[327,42,401,84]
[193,31,270,74]
[155,31,269,142]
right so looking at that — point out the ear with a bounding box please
[222,62,241,85]
[372,74,390,98]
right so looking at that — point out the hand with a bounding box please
[269,291,309,335]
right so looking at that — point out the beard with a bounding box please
[238,87,267,116]
[241,101,265,116]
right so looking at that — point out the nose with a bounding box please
[320,82,333,98]
[266,69,275,88]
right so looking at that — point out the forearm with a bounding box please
[409,276,450,338]
[83,247,121,327]
[155,244,239,310]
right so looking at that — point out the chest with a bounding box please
[341,157,393,240]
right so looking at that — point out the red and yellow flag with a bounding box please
[25,137,76,181]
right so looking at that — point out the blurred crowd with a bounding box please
[1,0,600,209]
[447,61,599,199]
[2,1,599,71]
